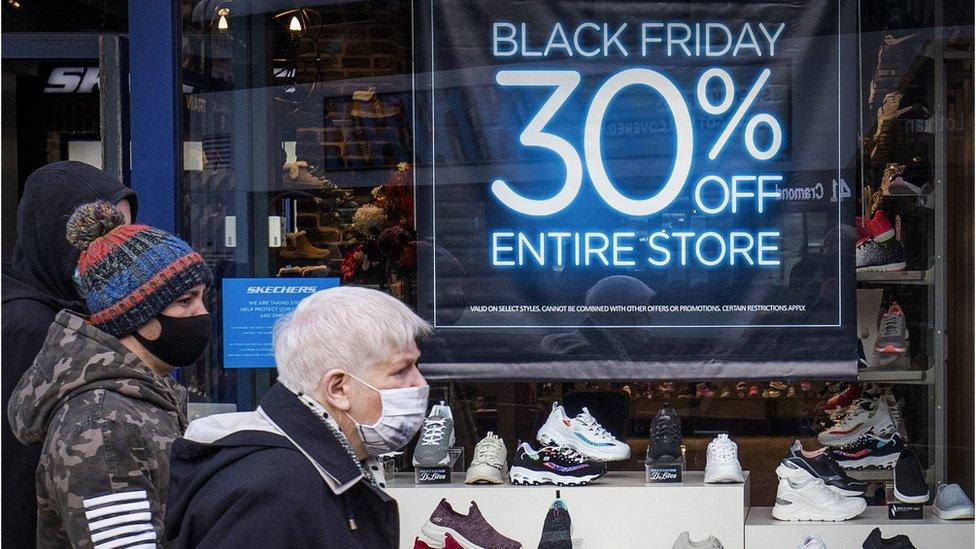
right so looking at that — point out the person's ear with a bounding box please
[318,368,352,412]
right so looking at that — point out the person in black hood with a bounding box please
[1,161,137,548]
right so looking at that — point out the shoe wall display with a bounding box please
[672,531,725,549]
[818,398,895,448]
[418,499,522,549]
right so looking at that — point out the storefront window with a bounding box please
[179,0,972,515]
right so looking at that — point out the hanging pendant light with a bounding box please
[217,8,230,31]
[289,15,302,32]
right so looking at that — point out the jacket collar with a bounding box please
[258,383,364,494]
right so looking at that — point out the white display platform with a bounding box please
[387,471,749,549]
[745,506,975,548]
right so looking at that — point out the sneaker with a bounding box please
[418,499,521,549]
[933,484,975,520]
[883,158,931,196]
[538,498,572,549]
[856,210,896,243]
[817,384,862,413]
[778,440,868,496]
[862,527,918,549]
[719,386,732,399]
[764,381,788,399]
[787,386,797,398]
[465,432,507,484]
[771,476,867,522]
[748,385,760,398]
[413,404,455,467]
[735,381,748,398]
[695,383,717,399]
[536,403,631,462]
[704,434,744,483]
[893,449,928,503]
[647,407,682,461]
[798,534,827,549]
[672,531,724,549]
[818,399,894,447]
[509,442,603,486]
[856,238,907,272]
[829,431,904,469]
[875,304,909,355]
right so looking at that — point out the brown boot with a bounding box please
[280,231,330,259]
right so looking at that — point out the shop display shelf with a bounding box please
[856,268,934,285]
[857,365,931,384]
[744,506,973,549]
[846,467,935,483]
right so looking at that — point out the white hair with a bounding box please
[273,286,431,394]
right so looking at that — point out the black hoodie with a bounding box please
[1,161,137,548]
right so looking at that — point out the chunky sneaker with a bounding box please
[817,384,862,413]
[672,531,725,549]
[418,499,521,549]
[797,534,827,549]
[413,404,455,466]
[536,403,631,462]
[933,484,975,520]
[538,498,572,549]
[893,449,929,503]
[465,432,507,484]
[862,527,918,549]
[647,407,683,461]
[778,440,868,496]
[829,431,904,469]
[875,304,909,355]
[704,434,744,483]
[856,238,907,272]
[818,399,893,447]
[509,442,603,486]
[771,476,866,522]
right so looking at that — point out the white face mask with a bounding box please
[345,374,429,456]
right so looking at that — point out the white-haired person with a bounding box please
[164,287,431,548]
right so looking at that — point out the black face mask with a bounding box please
[133,313,212,367]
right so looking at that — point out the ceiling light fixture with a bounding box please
[289,15,302,32]
[217,8,230,31]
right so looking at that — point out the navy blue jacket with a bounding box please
[164,383,399,548]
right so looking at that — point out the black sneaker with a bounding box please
[538,498,572,549]
[779,440,869,496]
[509,442,603,486]
[647,407,682,461]
[862,527,918,549]
[894,449,929,503]
[830,431,904,469]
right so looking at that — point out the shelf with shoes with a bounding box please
[856,267,934,284]
[745,506,973,549]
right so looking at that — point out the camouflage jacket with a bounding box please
[8,311,188,549]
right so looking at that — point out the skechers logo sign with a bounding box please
[645,467,680,482]
[417,468,449,483]
[246,286,318,294]
[44,67,99,94]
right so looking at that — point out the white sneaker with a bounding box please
[536,403,631,462]
[797,534,827,549]
[465,432,507,484]
[818,399,893,447]
[704,434,744,483]
[772,477,866,521]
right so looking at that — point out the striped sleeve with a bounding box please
[83,490,157,548]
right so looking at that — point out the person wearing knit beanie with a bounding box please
[7,201,214,547]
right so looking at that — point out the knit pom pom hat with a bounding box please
[66,201,213,337]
